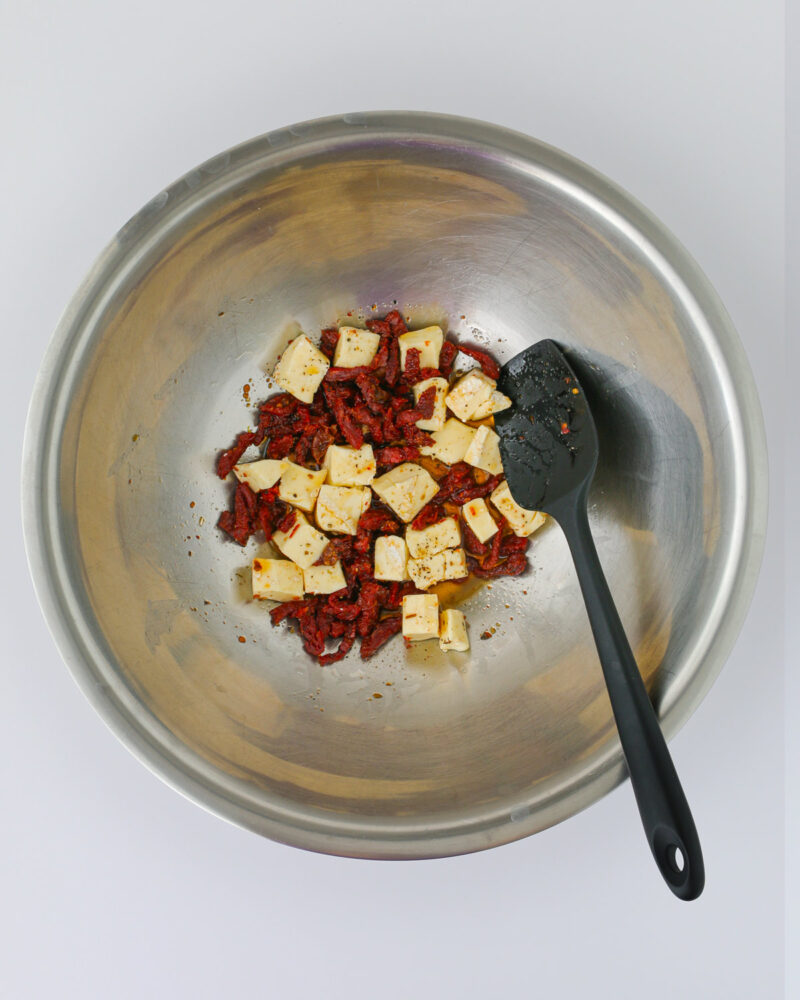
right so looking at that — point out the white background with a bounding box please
[1,2,790,998]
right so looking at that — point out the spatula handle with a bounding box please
[554,494,705,900]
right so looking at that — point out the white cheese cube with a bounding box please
[461,497,499,543]
[402,593,440,641]
[333,326,381,368]
[442,547,468,581]
[439,609,470,652]
[398,326,444,370]
[232,458,287,491]
[373,535,408,581]
[303,561,347,595]
[371,463,440,523]
[323,444,376,486]
[405,517,460,559]
[470,389,512,420]
[445,370,495,421]
[251,558,304,602]
[464,424,504,475]
[272,511,330,569]
[419,418,476,465]
[278,461,327,512]
[407,552,446,590]
[413,377,449,431]
[315,485,372,535]
[273,334,330,403]
[490,480,548,537]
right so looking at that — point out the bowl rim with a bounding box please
[21,110,768,858]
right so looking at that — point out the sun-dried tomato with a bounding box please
[318,628,357,666]
[439,340,458,376]
[383,310,408,335]
[323,383,364,448]
[457,343,500,379]
[311,425,335,465]
[448,473,504,506]
[434,462,473,502]
[316,536,354,566]
[403,346,421,382]
[269,599,313,625]
[324,365,373,381]
[319,327,339,359]
[411,502,443,530]
[501,534,531,555]
[355,373,388,414]
[356,580,385,636]
[384,335,400,386]
[352,402,384,442]
[396,385,436,427]
[260,393,299,418]
[483,520,505,570]
[403,425,434,446]
[277,506,298,534]
[217,431,259,479]
[461,520,488,556]
[360,615,403,659]
[219,481,258,545]
[326,596,361,620]
[375,445,420,468]
[358,508,400,534]
[471,552,528,578]
[265,433,296,459]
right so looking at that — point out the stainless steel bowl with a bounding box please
[23,112,767,858]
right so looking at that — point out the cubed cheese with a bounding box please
[323,443,376,486]
[407,552,446,590]
[272,511,330,569]
[251,558,304,602]
[445,370,495,421]
[464,424,504,475]
[490,480,548,537]
[273,334,330,403]
[371,463,440,523]
[413,377,449,431]
[315,484,372,535]
[303,561,347,595]
[470,389,512,420]
[442,547,468,581]
[232,458,287,491]
[398,326,444,370]
[461,497,499,543]
[373,535,408,581]
[278,461,327,512]
[405,517,460,559]
[420,418,476,465]
[333,326,381,368]
[402,593,440,641]
[439,609,470,652]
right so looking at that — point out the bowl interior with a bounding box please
[34,116,755,855]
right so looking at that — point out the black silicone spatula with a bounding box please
[495,339,705,900]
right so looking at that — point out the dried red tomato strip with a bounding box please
[358,508,400,533]
[269,599,314,625]
[403,346,421,381]
[318,628,357,666]
[470,552,528,578]
[448,474,504,505]
[384,335,400,386]
[439,340,458,377]
[483,520,505,570]
[375,445,420,468]
[457,344,500,379]
[461,520,488,556]
[319,328,339,360]
[323,383,364,448]
[383,310,408,335]
[355,373,388,414]
[396,385,436,427]
[411,502,443,530]
[265,433,296,459]
[217,431,260,479]
[324,365,373,381]
[359,615,403,659]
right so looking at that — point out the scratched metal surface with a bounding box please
[22,112,766,857]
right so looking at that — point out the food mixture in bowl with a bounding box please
[215,310,547,663]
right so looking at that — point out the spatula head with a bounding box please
[495,340,598,514]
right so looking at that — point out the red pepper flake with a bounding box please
[238,635,246,643]
[560,422,569,434]
[189,501,195,508]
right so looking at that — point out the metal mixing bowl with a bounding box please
[23,112,767,858]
